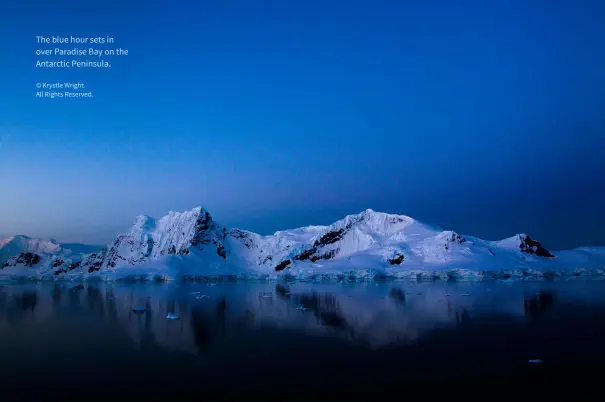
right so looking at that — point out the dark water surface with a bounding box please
[1,280,604,399]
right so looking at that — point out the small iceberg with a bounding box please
[195,294,210,300]
[190,291,202,295]
[296,306,308,311]
[166,313,180,320]
[528,359,543,364]
[132,306,147,313]
[461,293,471,296]
[259,292,273,298]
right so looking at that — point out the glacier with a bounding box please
[1,206,604,282]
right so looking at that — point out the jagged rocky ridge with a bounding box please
[1,207,604,281]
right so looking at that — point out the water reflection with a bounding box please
[389,287,406,304]
[191,307,212,351]
[524,291,556,321]
[14,292,37,313]
[0,280,603,354]
[216,296,227,336]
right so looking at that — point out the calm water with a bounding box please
[1,280,604,399]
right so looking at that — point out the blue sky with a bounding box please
[0,0,603,249]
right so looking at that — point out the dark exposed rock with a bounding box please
[230,229,256,249]
[178,244,190,255]
[295,247,337,262]
[216,244,227,259]
[274,259,291,272]
[388,253,404,265]
[86,253,104,273]
[168,245,177,255]
[449,232,466,244]
[55,260,80,276]
[52,259,64,268]
[191,210,214,247]
[520,235,554,258]
[294,248,316,261]
[314,229,345,247]
[310,250,337,262]
[16,252,41,267]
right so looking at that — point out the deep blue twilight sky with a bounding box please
[0,0,603,249]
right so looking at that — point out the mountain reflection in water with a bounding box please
[1,280,604,355]
[1,280,605,398]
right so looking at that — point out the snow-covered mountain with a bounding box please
[0,235,102,274]
[1,206,604,281]
[0,235,62,263]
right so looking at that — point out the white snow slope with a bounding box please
[1,206,604,281]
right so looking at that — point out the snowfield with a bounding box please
[1,206,604,282]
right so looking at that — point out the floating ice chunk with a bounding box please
[461,293,471,296]
[528,359,543,364]
[206,283,217,287]
[190,291,202,295]
[132,306,147,313]
[296,306,308,311]
[166,313,180,320]
[195,295,210,300]
[416,293,423,295]
[259,292,273,298]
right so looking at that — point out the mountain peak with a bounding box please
[495,233,554,258]
[4,204,597,281]
[129,215,156,236]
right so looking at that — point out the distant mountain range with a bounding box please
[0,235,102,265]
[1,206,604,281]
